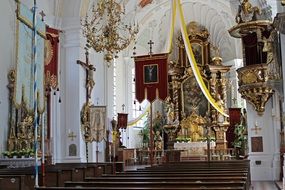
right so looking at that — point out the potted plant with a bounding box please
[2,151,11,158]
[232,123,248,159]
[139,126,150,148]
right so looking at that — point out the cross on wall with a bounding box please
[251,122,262,135]
[68,131,77,141]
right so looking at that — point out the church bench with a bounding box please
[112,172,248,177]
[0,174,33,190]
[36,186,244,190]
[85,175,248,182]
[64,180,246,189]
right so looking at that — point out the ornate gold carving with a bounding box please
[237,64,274,115]
[180,111,205,142]
[187,21,209,40]
[80,102,92,142]
[235,0,261,24]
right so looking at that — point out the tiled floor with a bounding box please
[251,181,279,190]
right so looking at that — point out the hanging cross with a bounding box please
[39,10,46,21]
[77,48,96,101]
[68,131,77,141]
[251,122,262,135]
[148,40,154,55]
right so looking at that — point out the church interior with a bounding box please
[0,0,285,189]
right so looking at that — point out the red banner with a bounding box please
[134,53,168,103]
[45,27,60,90]
[117,113,128,129]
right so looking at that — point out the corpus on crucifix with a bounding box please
[77,47,96,101]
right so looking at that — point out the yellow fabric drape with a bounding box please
[175,0,229,117]
[127,106,150,126]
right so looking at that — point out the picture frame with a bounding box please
[143,64,158,84]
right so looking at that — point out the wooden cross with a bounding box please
[77,48,96,101]
[251,122,262,135]
[68,131,77,141]
[39,10,46,21]
[148,40,154,55]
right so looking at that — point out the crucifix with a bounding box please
[68,131,77,141]
[251,122,262,135]
[77,47,96,102]
[148,40,154,55]
[39,10,46,21]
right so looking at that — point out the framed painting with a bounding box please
[143,64,158,84]
[251,136,263,152]
[181,75,209,117]
[191,43,203,66]
[90,106,107,142]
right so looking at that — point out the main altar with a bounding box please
[162,21,231,160]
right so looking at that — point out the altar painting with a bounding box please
[181,76,209,117]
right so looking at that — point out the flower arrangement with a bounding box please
[176,136,191,142]
[2,149,35,158]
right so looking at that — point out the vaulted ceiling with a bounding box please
[59,0,272,63]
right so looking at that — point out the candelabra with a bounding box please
[82,0,138,66]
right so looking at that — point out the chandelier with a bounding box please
[82,0,139,66]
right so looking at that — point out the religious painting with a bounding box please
[181,75,209,117]
[117,113,128,130]
[251,136,263,152]
[144,64,158,84]
[90,106,106,142]
[191,43,203,66]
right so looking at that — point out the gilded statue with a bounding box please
[235,0,261,23]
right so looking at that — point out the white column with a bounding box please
[56,17,87,162]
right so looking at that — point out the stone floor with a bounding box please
[250,181,279,190]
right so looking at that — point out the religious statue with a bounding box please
[86,69,95,99]
[154,131,162,150]
[236,0,261,23]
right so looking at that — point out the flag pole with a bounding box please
[32,0,39,187]
[41,113,45,186]
[149,102,154,166]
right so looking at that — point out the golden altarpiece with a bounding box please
[164,21,231,153]
[5,70,49,159]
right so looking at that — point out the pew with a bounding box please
[36,187,244,190]
[40,161,251,190]
[64,180,246,189]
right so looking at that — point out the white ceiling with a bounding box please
[123,0,244,63]
[59,0,273,63]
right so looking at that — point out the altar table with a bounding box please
[174,142,216,156]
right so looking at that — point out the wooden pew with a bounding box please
[64,180,246,189]
[36,187,244,190]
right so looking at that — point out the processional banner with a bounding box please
[14,1,46,113]
[134,53,168,103]
[45,27,60,90]
[90,106,106,142]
